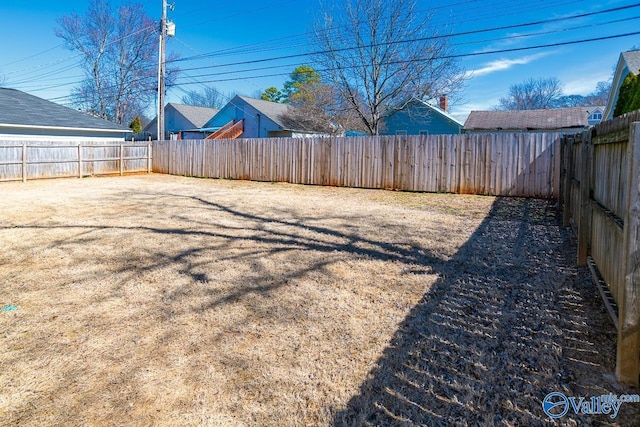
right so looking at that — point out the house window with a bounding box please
[592,112,602,120]
[395,130,407,136]
[419,130,429,136]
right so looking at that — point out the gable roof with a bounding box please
[463,107,588,131]
[236,96,291,129]
[168,103,219,128]
[144,103,219,133]
[622,50,640,75]
[0,88,130,133]
[385,98,464,127]
[235,96,325,133]
[604,50,640,120]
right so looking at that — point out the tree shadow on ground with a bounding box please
[333,197,638,426]
[3,186,637,425]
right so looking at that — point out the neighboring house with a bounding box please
[603,50,640,120]
[463,107,589,134]
[381,97,463,135]
[202,95,328,139]
[145,103,219,140]
[585,106,605,126]
[0,88,131,142]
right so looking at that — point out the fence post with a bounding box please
[559,136,566,213]
[22,143,27,183]
[577,130,592,266]
[147,142,152,173]
[119,144,124,176]
[78,144,83,178]
[563,136,574,227]
[617,122,640,386]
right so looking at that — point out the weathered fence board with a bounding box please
[559,110,640,386]
[0,142,151,182]
[154,133,562,198]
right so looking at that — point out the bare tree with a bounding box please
[56,0,161,125]
[497,77,563,110]
[312,0,464,135]
[181,87,226,108]
[282,82,364,135]
[585,80,611,106]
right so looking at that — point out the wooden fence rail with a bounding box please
[559,110,640,386]
[154,133,562,198]
[0,142,152,182]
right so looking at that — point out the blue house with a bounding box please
[144,103,219,140]
[380,97,463,135]
[202,95,327,139]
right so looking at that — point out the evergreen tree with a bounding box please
[282,66,320,102]
[261,87,283,103]
[614,72,640,117]
[129,116,142,133]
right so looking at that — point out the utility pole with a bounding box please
[157,0,167,141]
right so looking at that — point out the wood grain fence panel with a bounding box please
[150,133,562,198]
[559,111,640,385]
[591,207,625,302]
[1,142,151,182]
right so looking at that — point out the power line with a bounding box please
[171,31,640,87]
[170,2,640,71]
[5,0,628,93]
[172,15,640,82]
[184,0,587,61]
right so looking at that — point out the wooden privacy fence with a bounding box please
[154,133,561,197]
[559,110,640,386]
[0,142,152,182]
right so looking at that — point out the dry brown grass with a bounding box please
[1,175,636,426]
[0,175,491,426]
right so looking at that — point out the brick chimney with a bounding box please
[439,96,448,112]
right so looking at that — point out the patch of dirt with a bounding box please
[0,175,636,426]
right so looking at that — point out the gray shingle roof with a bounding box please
[622,50,640,74]
[169,103,219,128]
[237,96,292,129]
[237,96,329,133]
[463,107,588,131]
[0,88,130,132]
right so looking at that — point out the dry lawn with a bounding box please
[0,175,636,426]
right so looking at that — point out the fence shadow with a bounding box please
[333,196,627,426]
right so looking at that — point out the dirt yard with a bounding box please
[0,175,637,426]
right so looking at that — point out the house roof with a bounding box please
[385,98,464,127]
[604,50,640,119]
[622,50,640,74]
[463,107,588,131]
[144,103,219,133]
[167,103,219,128]
[235,96,325,133]
[0,88,130,133]
[236,96,291,129]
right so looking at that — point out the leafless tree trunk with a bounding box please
[312,0,464,135]
[56,0,161,125]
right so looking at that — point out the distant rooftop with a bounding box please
[463,107,588,131]
[167,103,219,128]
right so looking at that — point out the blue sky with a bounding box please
[1,0,639,122]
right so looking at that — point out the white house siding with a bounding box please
[0,126,128,142]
